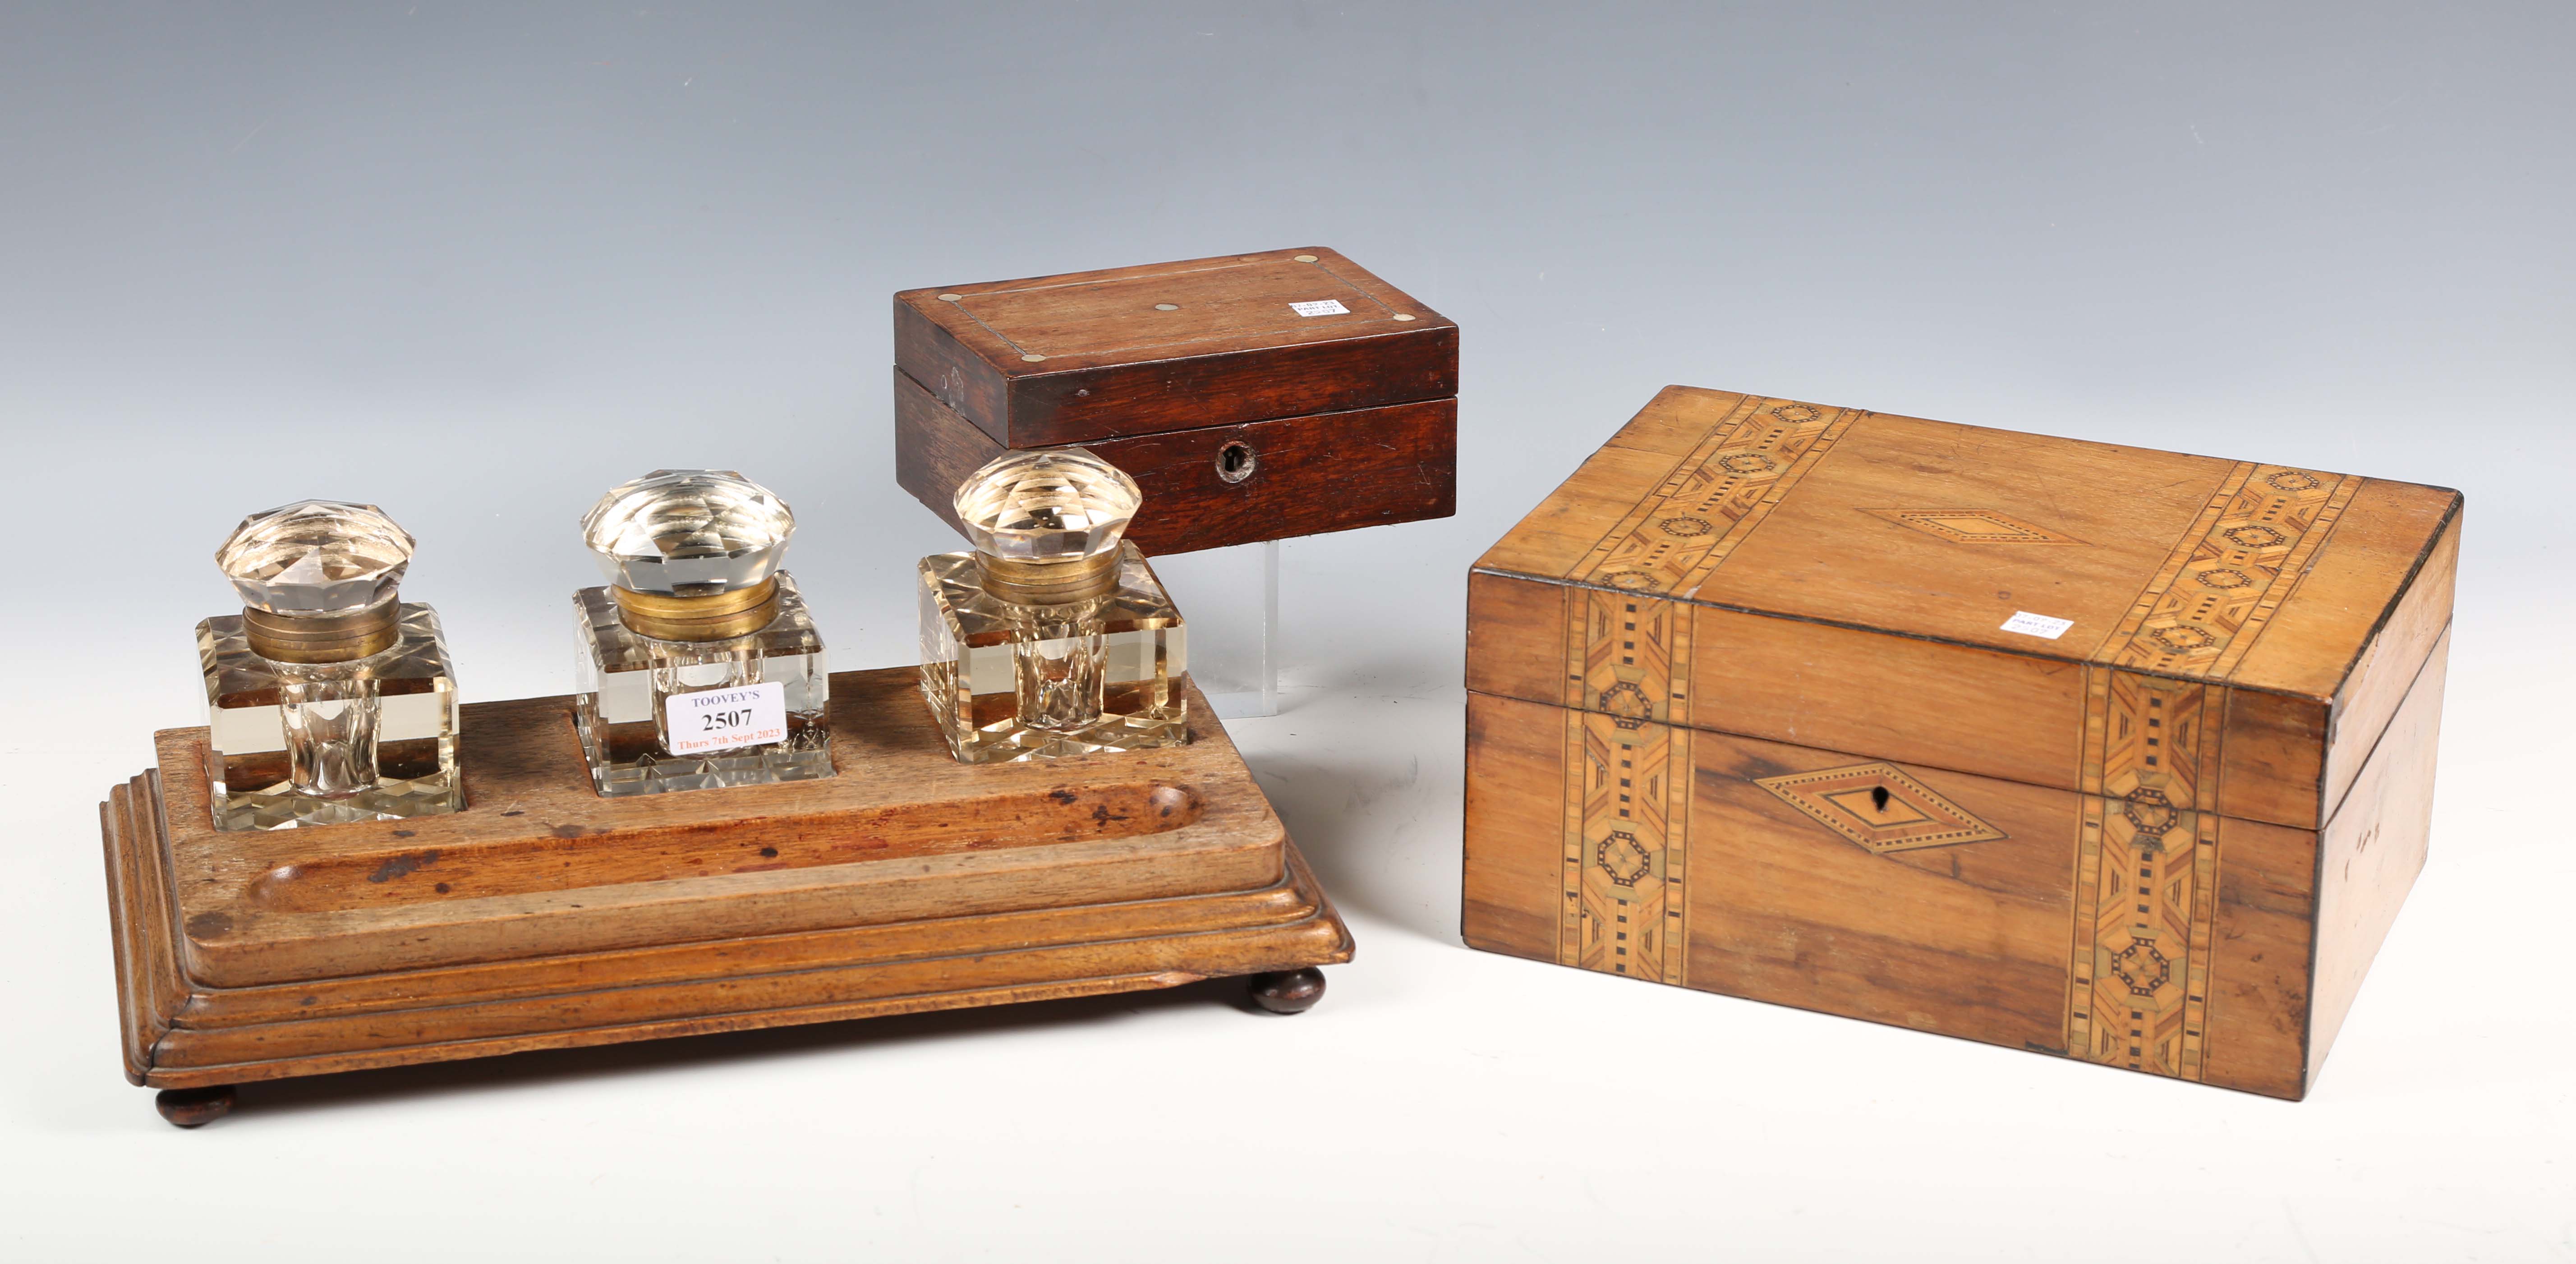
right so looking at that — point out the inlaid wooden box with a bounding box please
[894,247,1456,554]
[1463,386,2460,1099]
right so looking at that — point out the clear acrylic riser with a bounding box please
[1145,540,1279,719]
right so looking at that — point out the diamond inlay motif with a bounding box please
[1753,762,2008,854]
[1511,387,2372,1092]
[1860,507,2085,545]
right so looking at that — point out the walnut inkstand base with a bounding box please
[101,666,1350,1126]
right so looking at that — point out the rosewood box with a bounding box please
[1463,386,2460,1099]
[893,248,1457,554]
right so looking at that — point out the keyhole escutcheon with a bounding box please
[1216,441,1258,484]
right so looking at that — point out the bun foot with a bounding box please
[155,1085,236,1128]
[1246,967,1326,1014]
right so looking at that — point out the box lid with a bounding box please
[894,247,1457,447]
[1467,386,2461,832]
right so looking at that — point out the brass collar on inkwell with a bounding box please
[581,469,796,642]
[955,448,1141,605]
[216,500,414,664]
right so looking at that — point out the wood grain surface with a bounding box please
[148,668,1283,986]
[894,247,1457,447]
[894,367,1455,554]
[101,666,1352,1090]
[2304,625,2449,1087]
[1466,385,2462,832]
[1463,630,2448,1099]
[1461,384,2458,1098]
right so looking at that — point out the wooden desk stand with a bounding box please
[100,666,1350,1126]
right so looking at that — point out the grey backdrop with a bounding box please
[5,5,2570,1261]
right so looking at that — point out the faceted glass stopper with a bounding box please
[953,448,1141,564]
[581,469,796,595]
[215,500,414,615]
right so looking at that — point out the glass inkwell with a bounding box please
[198,500,463,830]
[918,449,1188,763]
[572,469,833,796]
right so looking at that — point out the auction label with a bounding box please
[1998,610,2075,640]
[1288,299,1349,317]
[666,681,787,754]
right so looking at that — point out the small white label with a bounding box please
[2000,611,2075,640]
[666,681,787,754]
[1288,299,1349,317]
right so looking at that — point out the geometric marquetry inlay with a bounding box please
[1537,401,2367,1089]
[1859,507,2085,545]
[2062,461,2356,1082]
[2089,463,2359,679]
[1552,396,1861,988]
[1754,762,2009,853]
